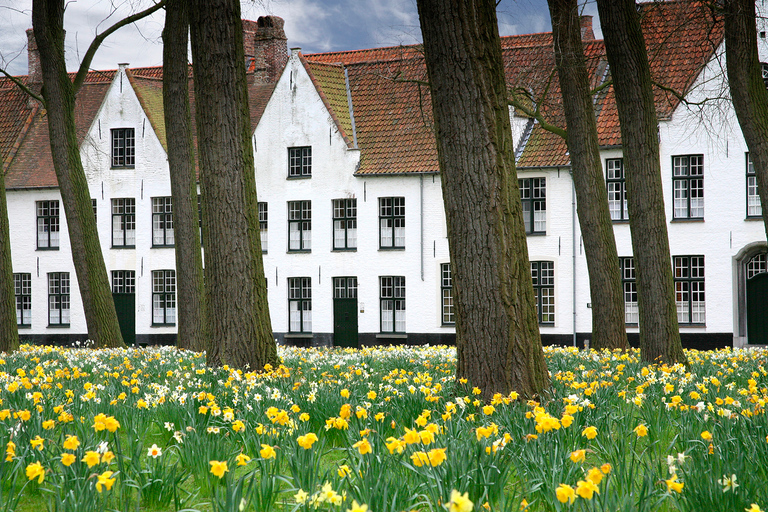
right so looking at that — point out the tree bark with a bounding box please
[162,0,210,355]
[724,0,768,243]
[32,0,125,348]
[417,0,549,399]
[189,0,277,369]
[0,151,20,354]
[595,0,686,364]
[548,0,628,351]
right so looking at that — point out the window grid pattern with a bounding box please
[379,197,405,248]
[288,277,312,333]
[380,276,406,333]
[674,256,705,324]
[747,253,767,279]
[619,257,638,324]
[672,155,704,219]
[14,273,31,327]
[258,202,268,253]
[333,277,358,299]
[519,178,546,234]
[441,263,454,325]
[288,147,312,177]
[747,154,762,217]
[37,200,60,249]
[288,201,311,251]
[112,128,135,168]
[152,270,176,325]
[333,198,358,250]
[111,270,136,294]
[606,159,628,221]
[531,261,554,324]
[48,272,70,326]
[152,197,174,247]
[92,199,97,220]
[112,198,136,247]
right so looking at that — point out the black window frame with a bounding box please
[152,270,176,326]
[111,270,136,294]
[606,158,628,221]
[380,276,406,333]
[672,155,704,219]
[111,198,136,248]
[441,263,454,326]
[14,273,31,327]
[36,200,60,250]
[333,198,357,250]
[259,202,268,253]
[333,277,358,299]
[47,272,70,327]
[288,277,312,333]
[530,261,554,325]
[288,146,312,178]
[288,200,311,252]
[747,153,762,218]
[674,255,705,325]
[111,128,135,168]
[619,257,638,325]
[379,197,405,249]
[152,197,174,247]
[519,177,546,234]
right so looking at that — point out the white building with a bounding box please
[2,2,767,348]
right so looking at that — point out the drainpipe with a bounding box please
[420,174,424,281]
[572,174,577,347]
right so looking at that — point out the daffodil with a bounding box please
[576,479,599,499]
[260,444,277,459]
[665,474,684,493]
[147,444,162,458]
[236,453,251,466]
[297,432,318,449]
[556,484,576,504]
[582,426,598,440]
[633,424,648,437]
[96,471,115,492]
[718,474,739,493]
[209,460,228,479]
[353,438,372,455]
[25,462,45,483]
[63,435,80,451]
[570,449,586,463]
[82,451,100,468]
[347,500,369,512]
[446,489,474,512]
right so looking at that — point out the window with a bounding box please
[672,155,704,219]
[111,270,136,294]
[747,153,762,217]
[288,146,312,177]
[380,276,405,333]
[112,198,136,247]
[606,159,628,221]
[152,270,176,325]
[152,197,174,247]
[288,277,312,332]
[762,63,768,88]
[37,200,60,249]
[259,202,268,252]
[619,257,638,324]
[111,128,135,168]
[530,261,554,324]
[519,178,546,234]
[333,277,358,299]
[92,199,97,220]
[48,272,70,326]
[441,263,454,325]
[747,253,767,279]
[288,201,311,251]
[197,194,203,246]
[674,256,705,324]
[379,197,405,249]
[14,273,31,327]
[333,198,357,250]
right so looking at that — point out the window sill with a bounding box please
[745,216,763,221]
[538,323,554,327]
[679,323,707,328]
[287,175,311,180]
[379,247,405,251]
[440,324,455,328]
[151,244,175,249]
[611,219,630,224]
[287,249,311,254]
[151,323,176,327]
[36,247,60,251]
[47,324,70,328]
[376,333,408,339]
[332,248,358,252]
[111,246,136,249]
[285,333,313,339]
[110,166,135,170]
[526,232,547,237]
[670,218,704,223]
[17,325,31,329]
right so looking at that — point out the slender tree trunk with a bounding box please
[163,0,210,355]
[595,0,686,364]
[725,0,768,243]
[189,0,277,369]
[32,0,125,348]
[0,152,20,353]
[417,0,549,399]
[548,0,628,351]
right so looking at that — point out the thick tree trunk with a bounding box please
[189,0,277,369]
[0,152,20,354]
[417,0,549,399]
[548,0,628,351]
[163,0,210,355]
[595,0,685,364]
[32,0,125,348]
[725,0,768,243]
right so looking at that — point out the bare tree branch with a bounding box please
[0,67,44,104]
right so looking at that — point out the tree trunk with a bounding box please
[163,0,210,355]
[417,0,549,399]
[189,0,277,369]
[0,152,20,354]
[32,0,125,348]
[595,0,686,364]
[724,0,768,243]
[548,0,628,351]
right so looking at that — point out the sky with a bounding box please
[0,0,600,77]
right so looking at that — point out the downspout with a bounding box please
[572,173,577,347]
[420,174,424,281]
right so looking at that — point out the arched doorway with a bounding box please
[746,253,768,345]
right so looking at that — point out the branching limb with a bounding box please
[508,88,567,139]
[0,68,45,105]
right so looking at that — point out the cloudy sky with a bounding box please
[0,0,599,76]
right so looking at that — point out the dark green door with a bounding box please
[113,293,136,346]
[334,298,358,348]
[747,272,768,345]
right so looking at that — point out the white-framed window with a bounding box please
[619,257,638,324]
[288,277,312,333]
[531,261,554,324]
[288,146,312,177]
[380,276,405,333]
[519,177,546,234]
[48,272,70,326]
[441,263,454,325]
[747,153,762,218]
[14,273,31,327]
[674,255,705,324]
[37,200,60,249]
[152,270,176,325]
[111,270,136,294]
[672,155,704,219]
[112,198,136,247]
[152,197,174,247]
[288,200,311,251]
[379,197,405,249]
[111,128,135,168]
[259,202,268,253]
[333,198,357,250]
[606,158,628,221]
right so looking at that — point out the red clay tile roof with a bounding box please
[302,59,355,148]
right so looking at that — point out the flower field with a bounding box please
[1,343,767,512]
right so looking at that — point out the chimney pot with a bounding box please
[580,15,594,41]
[244,15,289,84]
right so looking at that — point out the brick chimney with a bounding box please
[26,29,42,91]
[580,15,595,41]
[244,16,289,84]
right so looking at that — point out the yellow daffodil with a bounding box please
[633,424,648,437]
[63,435,79,451]
[665,474,684,493]
[96,470,115,492]
[701,431,712,441]
[82,451,100,468]
[576,479,600,499]
[746,504,764,512]
[447,489,474,512]
[586,466,604,485]
[209,460,228,479]
[353,438,372,455]
[428,447,447,466]
[570,449,586,463]
[297,432,319,449]
[582,426,598,440]
[236,453,251,466]
[338,464,351,477]
[556,484,576,504]
[347,500,369,512]
[260,444,277,459]
[61,453,76,466]
[25,462,45,483]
